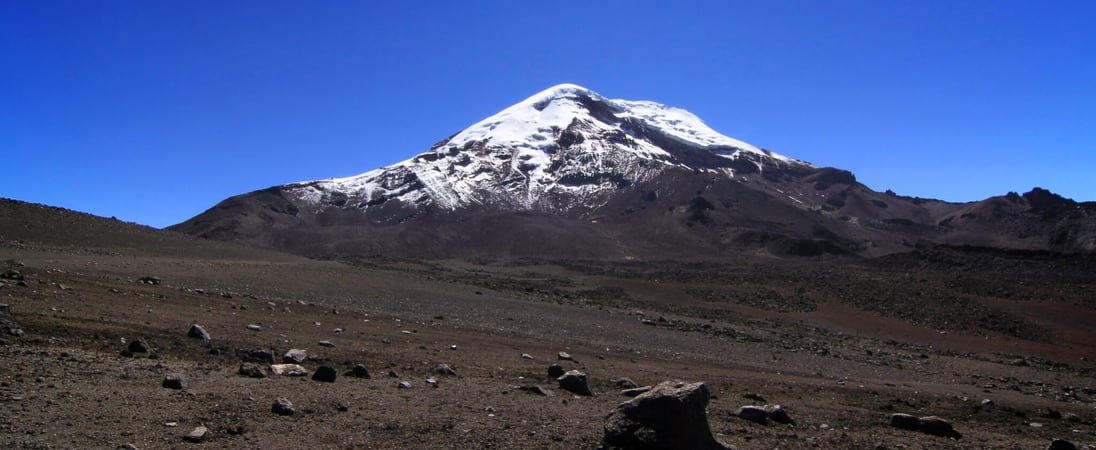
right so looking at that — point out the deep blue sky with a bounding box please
[2,1,1094,228]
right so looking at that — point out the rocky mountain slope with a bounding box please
[170,85,1095,259]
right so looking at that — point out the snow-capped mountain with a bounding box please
[172,84,1095,259]
[284,84,809,214]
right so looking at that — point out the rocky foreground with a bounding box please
[0,200,1094,449]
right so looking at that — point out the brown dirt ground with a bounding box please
[0,209,1094,449]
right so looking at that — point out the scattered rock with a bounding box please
[603,381,731,450]
[518,385,551,396]
[397,381,412,389]
[387,370,399,378]
[183,426,207,443]
[557,351,574,361]
[128,338,152,354]
[743,392,766,402]
[162,373,187,390]
[283,349,307,364]
[767,404,796,425]
[318,340,335,348]
[311,366,337,383]
[187,324,209,341]
[247,349,276,364]
[735,405,769,424]
[426,378,438,386]
[1048,439,1077,450]
[622,386,653,397]
[889,413,921,430]
[521,353,534,360]
[272,398,294,416]
[116,443,139,450]
[346,364,371,378]
[435,364,457,376]
[246,324,262,331]
[138,276,161,285]
[614,378,639,389]
[1,270,24,280]
[547,364,566,378]
[1010,358,1029,367]
[918,416,961,439]
[238,364,266,378]
[269,364,308,377]
[557,370,593,396]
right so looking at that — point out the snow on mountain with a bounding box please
[286,84,810,213]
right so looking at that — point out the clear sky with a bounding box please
[2,1,1094,228]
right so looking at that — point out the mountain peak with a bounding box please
[276,85,811,213]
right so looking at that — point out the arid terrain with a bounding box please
[1,199,1094,449]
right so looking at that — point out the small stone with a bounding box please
[426,378,438,386]
[918,416,961,439]
[282,349,307,364]
[518,385,551,396]
[622,386,653,397]
[557,351,574,361]
[346,364,371,378]
[272,398,294,416]
[767,404,796,425]
[269,364,308,377]
[187,324,209,341]
[247,349,276,363]
[238,364,266,378]
[521,353,534,360]
[614,378,639,389]
[116,444,140,450]
[128,338,152,354]
[890,413,921,430]
[547,364,566,378]
[735,405,769,424]
[336,402,349,412]
[311,366,337,383]
[450,344,457,350]
[435,364,457,376]
[162,374,187,390]
[397,381,412,389]
[557,370,593,396]
[183,426,207,443]
[246,324,262,331]
[744,392,767,403]
[387,370,399,378]
[318,340,335,348]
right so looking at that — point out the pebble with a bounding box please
[183,426,208,443]
[162,374,187,390]
[272,398,295,416]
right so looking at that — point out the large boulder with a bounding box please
[603,381,733,450]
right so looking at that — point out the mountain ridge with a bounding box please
[170,85,1096,259]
